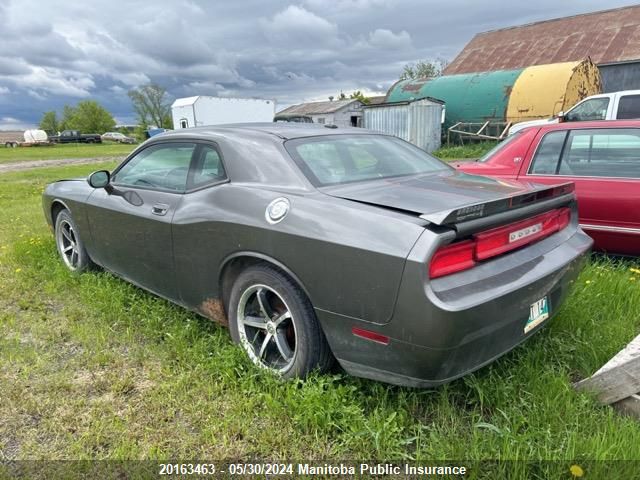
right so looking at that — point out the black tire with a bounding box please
[54,209,93,273]
[228,264,333,379]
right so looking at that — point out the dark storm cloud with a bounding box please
[0,0,634,127]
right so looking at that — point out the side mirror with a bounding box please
[88,170,111,189]
[556,111,566,122]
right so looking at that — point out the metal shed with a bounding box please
[363,98,443,153]
[276,99,364,127]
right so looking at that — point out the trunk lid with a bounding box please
[321,170,574,226]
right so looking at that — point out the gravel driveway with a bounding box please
[0,156,123,174]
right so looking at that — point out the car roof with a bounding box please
[533,120,640,133]
[160,123,376,140]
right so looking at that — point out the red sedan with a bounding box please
[453,120,640,255]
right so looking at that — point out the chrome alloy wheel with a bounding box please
[56,219,80,270]
[236,284,297,372]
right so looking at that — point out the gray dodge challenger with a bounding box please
[42,124,592,387]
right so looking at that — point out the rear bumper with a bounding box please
[317,226,592,388]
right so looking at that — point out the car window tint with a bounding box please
[616,95,640,119]
[529,131,566,174]
[190,145,226,188]
[113,143,195,192]
[565,98,609,121]
[296,143,345,183]
[286,135,448,186]
[559,129,640,178]
[347,145,378,169]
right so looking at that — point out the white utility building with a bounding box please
[171,96,276,128]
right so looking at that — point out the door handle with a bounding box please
[151,203,169,216]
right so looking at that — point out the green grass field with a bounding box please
[433,142,498,160]
[1,163,639,477]
[0,143,135,164]
[0,139,489,164]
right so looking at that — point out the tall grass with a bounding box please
[432,142,498,160]
[0,164,639,478]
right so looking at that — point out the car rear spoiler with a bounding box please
[420,182,575,228]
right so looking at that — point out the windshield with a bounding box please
[477,131,522,162]
[285,135,450,186]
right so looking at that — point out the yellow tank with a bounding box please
[506,59,601,123]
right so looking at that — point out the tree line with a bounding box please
[38,84,173,135]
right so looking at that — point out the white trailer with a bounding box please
[171,96,276,129]
[3,129,51,148]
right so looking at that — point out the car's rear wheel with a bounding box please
[54,209,92,272]
[228,264,333,379]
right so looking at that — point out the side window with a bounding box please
[558,129,640,178]
[529,131,567,174]
[113,143,195,192]
[180,118,189,128]
[565,98,610,121]
[616,95,640,119]
[189,145,227,189]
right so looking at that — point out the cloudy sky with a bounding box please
[0,0,635,129]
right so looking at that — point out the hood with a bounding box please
[54,177,86,183]
[450,159,478,169]
[321,170,573,225]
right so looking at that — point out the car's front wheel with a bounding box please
[54,209,92,273]
[229,264,333,379]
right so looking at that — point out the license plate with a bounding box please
[525,296,549,333]
[509,222,542,243]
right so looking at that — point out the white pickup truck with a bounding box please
[509,90,640,135]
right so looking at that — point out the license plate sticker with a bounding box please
[525,296,549,333]
[509,222,542,243]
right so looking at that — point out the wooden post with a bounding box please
[574,334,640,419]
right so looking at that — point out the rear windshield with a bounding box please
[285,135,449,186]
[477,131,522,162]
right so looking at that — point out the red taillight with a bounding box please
[557,207,571,230]
[475,209,562,260]
[429,208,571,279]
[429,240,476,279]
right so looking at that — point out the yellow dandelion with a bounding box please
[15,268,22,273]
[570,464,584,477]
[630,268,640,275]
[585,280,591,284]
[631,277,636,281]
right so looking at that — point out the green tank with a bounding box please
[386,69,524,128]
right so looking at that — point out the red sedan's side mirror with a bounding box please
[557,111,566,123]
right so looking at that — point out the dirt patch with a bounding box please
[0,156,124,174]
